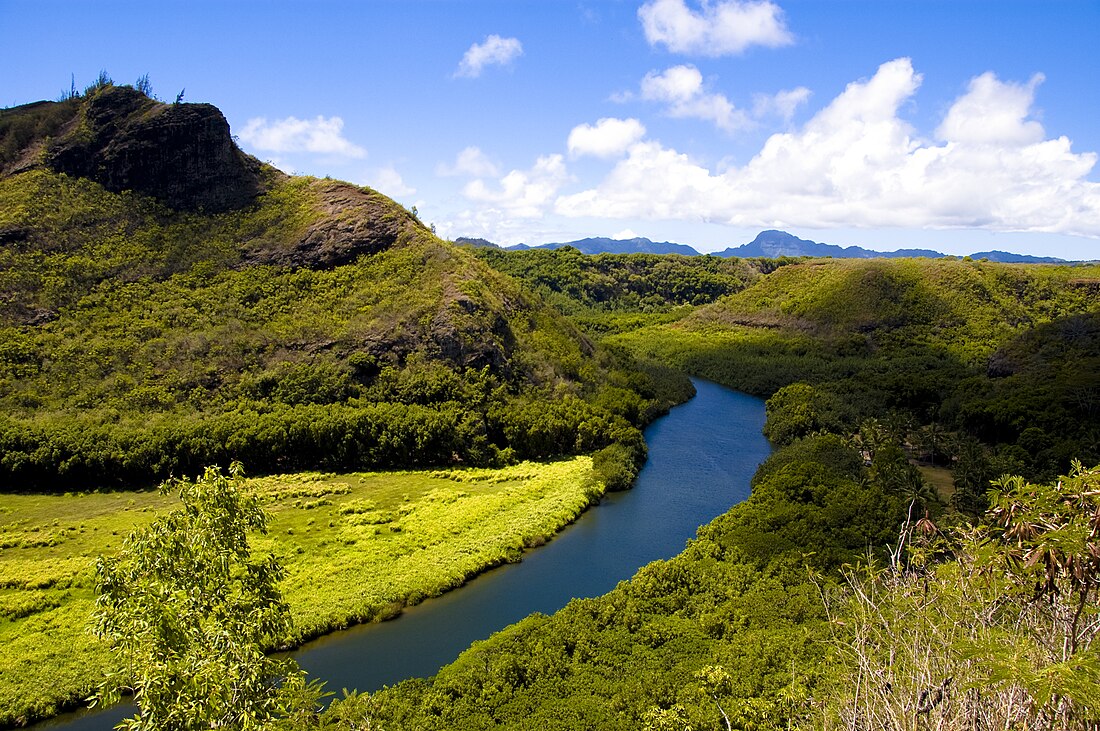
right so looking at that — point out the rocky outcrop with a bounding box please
[44,85,263,213]
[242,179,429,269]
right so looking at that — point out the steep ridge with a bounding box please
[614,257,1100,472]
[0,85,686,490]
[9,84,263,213]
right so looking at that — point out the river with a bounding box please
[33,378,769,730]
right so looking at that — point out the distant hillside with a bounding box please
[474,246,768,336]
[461,230,1068,263]
[713,229,946,260]
[507,236,699,256]
[0,83,684,490]
[969,250,1067,264]
[614,256,1100,469]
[454,236,496,249]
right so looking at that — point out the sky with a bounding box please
[2,0,1099,260]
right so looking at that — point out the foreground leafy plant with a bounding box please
[825,462,1100,730]
[91,463,301,730]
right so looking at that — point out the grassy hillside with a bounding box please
[473,246,785,335]
[0,87,690,491]
[613,257,1100,479]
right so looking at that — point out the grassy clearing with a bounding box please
[0,457,597,727]
[917,464,956,502]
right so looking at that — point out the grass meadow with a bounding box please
[0,457,598,727]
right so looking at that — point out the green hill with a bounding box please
[614,256,1100,478]
[471,246,784,336]
[0,84,686,490]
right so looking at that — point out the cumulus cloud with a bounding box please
[367,166,416,197]
[437,146,500,177]
[567,118,647,158]
[752,86,812,122]
[937,72,1046,145]
[464,154,571,218]
[455,35,523,78]
[556,58,1100,238]
[238,116,366,158]
[641,65,749,132]
[638,0,793,56]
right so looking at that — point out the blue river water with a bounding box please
[32,378,769,729]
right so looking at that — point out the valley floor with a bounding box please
[0,458,600,728]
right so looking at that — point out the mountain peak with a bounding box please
[2,84,264,213]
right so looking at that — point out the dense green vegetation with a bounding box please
[473,246,788,335]
[350,433,905,729]
[5,87,1099,730]
[0,164,687,491]
[0,457,604,726]
[614,257,1100,482]
[298,256,1099,729]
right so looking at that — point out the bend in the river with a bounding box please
[32,378,769,731]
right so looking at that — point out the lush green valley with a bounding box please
[342,253,1100,729]
[2,84,1099,730]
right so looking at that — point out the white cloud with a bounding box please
[436,146,500,177]
[937,72,1045,145]
[455,35,523,78]
[464,154,571,218]
[556,58,1100,238]
[752,86,811,122]
[367,166,416,197]
[440,207,565,247]
[612,228,640,240]
[557,140,726,220]
[567,118,647,158]
[640,64,703,103]
[638,0,793,56]
[238,116,366,159]
[641,65,749,132]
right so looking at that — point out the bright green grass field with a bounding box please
[0,457,597,727]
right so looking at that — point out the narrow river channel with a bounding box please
[33,378,769,730]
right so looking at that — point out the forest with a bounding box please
[1,85,1098,730]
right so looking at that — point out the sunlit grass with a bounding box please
[0,457,597,727]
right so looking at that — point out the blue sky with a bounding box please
[2,0,1098,259]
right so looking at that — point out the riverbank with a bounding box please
[0,458,601,728]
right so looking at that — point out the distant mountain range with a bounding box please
[486,236,698,256]
[456,230,1070,264]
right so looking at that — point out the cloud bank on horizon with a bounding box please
[143,0,1093,255]
[420,0,1098,251]
[555,57,1100,239]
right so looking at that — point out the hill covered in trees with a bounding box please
[3,81,1098,730]
[0,82,689,492]
[613,256,1100,481]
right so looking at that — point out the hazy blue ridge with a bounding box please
[459,229,1069,263]
[968,250,1067,264]
[505,237,698,256]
